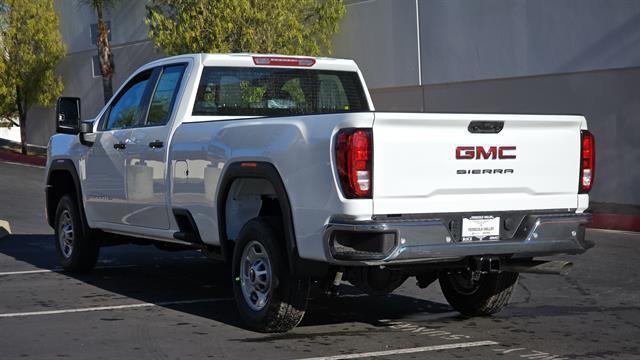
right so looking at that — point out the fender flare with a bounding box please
[46,159,88,231]
[216,161,300,272]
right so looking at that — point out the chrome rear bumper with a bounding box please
[324,213,593,266]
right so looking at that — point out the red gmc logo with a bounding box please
[456,146,517,160]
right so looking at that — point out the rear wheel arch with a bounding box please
[216,162,298,271]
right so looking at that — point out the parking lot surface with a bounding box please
[1,162,639,359]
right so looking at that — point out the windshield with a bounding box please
[192,67,369,116]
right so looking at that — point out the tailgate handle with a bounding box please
[468,121,504,134]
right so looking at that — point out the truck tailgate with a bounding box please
[372,112,584,215]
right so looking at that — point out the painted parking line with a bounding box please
[0,298,234,318]
[293,340,499,360]
[0,264,137,276]
[0,161,45,169]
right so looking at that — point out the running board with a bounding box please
[172,208,204,244]
[173,208,224,261]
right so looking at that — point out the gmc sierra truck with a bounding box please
[47,53,595,332]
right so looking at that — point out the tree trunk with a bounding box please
[101,70,113,103]
[96,5,114,104]
[16,87,27,155]
[18,112,27,155]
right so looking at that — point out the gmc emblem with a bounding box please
[456,146,516,160]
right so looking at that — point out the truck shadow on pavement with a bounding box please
[1,234,454,332]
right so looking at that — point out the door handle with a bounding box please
[113,143,126,150]
[468,121,504,134]
[148,140,164,149]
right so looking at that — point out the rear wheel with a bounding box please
[232,217,310,332]
[439,270,518,316]
[54,195,99,273]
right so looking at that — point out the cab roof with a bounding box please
[144,53,361,72]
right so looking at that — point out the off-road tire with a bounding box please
[232,217,310,332]
[54,194,99,272]
[439,270,519,316]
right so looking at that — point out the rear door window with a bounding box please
[145,65,186,126]
[192,67,368,116]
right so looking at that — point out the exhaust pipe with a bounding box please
[502,260,573,275]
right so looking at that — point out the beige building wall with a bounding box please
[23,0,640,206]
[332,0,640,206]
[26,0,161,146]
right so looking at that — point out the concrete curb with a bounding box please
[0,220,11,239]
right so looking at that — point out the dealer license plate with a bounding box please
[461,216,500,242]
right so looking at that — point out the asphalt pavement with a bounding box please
[0,161,639,359]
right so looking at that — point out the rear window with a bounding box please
[192,67,369,116]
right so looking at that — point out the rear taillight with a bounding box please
[336,129,372,198]
[579,130,595,193]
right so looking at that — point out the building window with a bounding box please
[90,21,111,46]
[92,55,102,78]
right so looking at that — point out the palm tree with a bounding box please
[82,0,118,104]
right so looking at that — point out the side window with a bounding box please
[146,65,186,126]
[104,72,151,130]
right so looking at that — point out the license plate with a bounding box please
[462,216,500,242]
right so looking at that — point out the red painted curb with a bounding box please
[0,149,46,167]
[590,213,640,232]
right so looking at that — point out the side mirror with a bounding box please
[56,97,81,135]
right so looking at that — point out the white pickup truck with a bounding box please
[47,53,595,332]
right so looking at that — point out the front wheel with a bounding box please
[232,217,310,332]
[439,270,518,316]
[54,195,99,273]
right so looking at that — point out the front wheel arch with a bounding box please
[46,160,87,230]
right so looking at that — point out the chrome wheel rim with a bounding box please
[240,241,272,311]
[57,210,74,259]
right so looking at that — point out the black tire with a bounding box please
[54,194,99,273]
[232,217,310,332]
[439,270,518,316]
